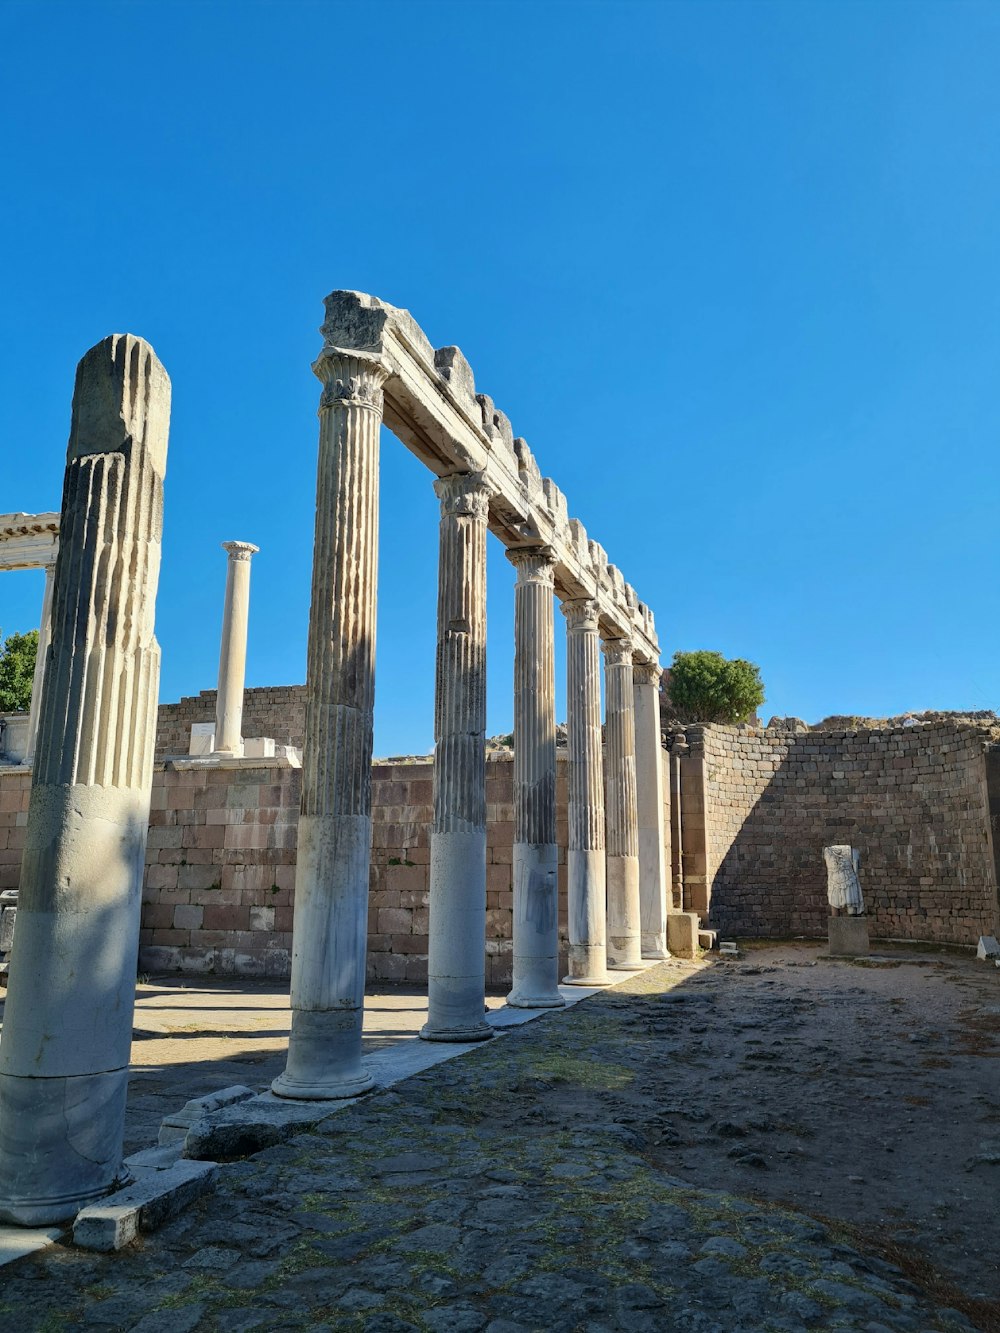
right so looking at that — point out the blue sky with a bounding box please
[2,0,998,753]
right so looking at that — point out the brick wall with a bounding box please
[687,722,1000,945]
[155,685,306,759]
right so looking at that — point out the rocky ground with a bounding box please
[4,944,999,1332]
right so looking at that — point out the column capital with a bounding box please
[433,470,495,520]
[312,346,391,413]
[221,540,259,562]
[632,660,662,687]
[561,597,600,632]
[506,545,556,587]
[601,636,634,668]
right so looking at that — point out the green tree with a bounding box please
[0,629,39,713]
[666,649,765,725]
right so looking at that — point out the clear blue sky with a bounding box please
[2,0,998,753]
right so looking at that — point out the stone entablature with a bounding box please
[0,512,59,572]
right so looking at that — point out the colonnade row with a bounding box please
[271,350,669,1099]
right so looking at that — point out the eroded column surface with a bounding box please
[272,345,389,1100]
[562,598,610,985]
[634,660,670,959]
[0,335,170,1224]
[603,637,644,970]
[421,472,494,1041]
[24,562,55,765]
[214,540,259,755]
[507,547,564,1009]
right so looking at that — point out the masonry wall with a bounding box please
[155,685,307,759]
[692,722,1000,944]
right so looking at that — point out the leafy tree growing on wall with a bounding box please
[0,630,39,712]
[666,649,765,725]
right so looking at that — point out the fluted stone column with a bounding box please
[272,344,389,1100]
[214,540,259,755]
[603,637,644,970]
[634,660,670,959]
[0,335,170,1224]
[421,472,494,1042]
[507,547,564,1008]
[561,598,610,985]
[24,561,55,765]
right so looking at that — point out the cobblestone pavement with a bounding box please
[3,951,998,1332]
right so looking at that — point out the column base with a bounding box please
[562,973,614,987]
[271,1069,374,1101]
[607,961,647,972]
[419,1021,494,1043]
[641,949,671,961]
[506,990,567,1009]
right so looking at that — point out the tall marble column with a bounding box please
[561,598,610,985]
[507,547,564,1008]
[603,637,644,970]
[421,471,494,1042]
[272,345,389,1100]
[214,540,259,755]
[634,660,670,959]
[0,334,170,1224]
[24,561,55,765]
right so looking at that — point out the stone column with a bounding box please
[272,344,389,1100]
[421,472,494,1042]
[634,660,670,959]
[669,732,687,910]
[603,637,644,970]
[24,561,55,765]
[561,598,610,985]
[214,540,259,755]
[507,547,564,1008]
[0,334,170,1224]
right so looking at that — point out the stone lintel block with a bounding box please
[72,1159,218,1251]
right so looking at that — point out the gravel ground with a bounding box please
[3,944,998,1332]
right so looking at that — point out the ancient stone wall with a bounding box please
[690,722,999,944]
[155,686,306,758]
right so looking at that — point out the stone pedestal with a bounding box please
[561,598,610,985]
[214,540,259,756]
[422,473,494,1042]
[828,916,870,957]
[633,660,669,959]
[603,638,644,970]
[272,338,389,1100]
[507,547,564,1009]
[0,334,170,1224]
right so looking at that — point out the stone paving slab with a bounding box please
[0,955,990,1332]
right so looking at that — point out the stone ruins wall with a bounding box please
[692,722,999,944]
[155,686,306,758]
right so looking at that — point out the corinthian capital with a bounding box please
[506,545,556,587]
[601,637,634,669]
[632,659,662,687]
[312,346,390,413]
[222,540,259,562]
[561,597,600,632]
[433,470,494,520]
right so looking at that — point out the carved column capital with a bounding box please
[433,470,494,520]
[221,540,259,562]
[506,545,556,587]
[561,597,600,632]
[632,660,662,687]
[601,637,634,669]
[312,346,391,414]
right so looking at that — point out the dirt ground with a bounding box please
[600,942,1000,1311]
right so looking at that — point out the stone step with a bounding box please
[698,928,718,950]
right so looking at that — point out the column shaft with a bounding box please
[0,334,170,1224]
[603,638,644,970]
[422,472,493,1041]
[507,547,564,1008]
[272,346,388,1100]
[562,598,610,985]
[634,661,670,959]
[215,540,259,754]
[24,563,55,765]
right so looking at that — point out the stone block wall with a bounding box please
[687,722,1000,944]
[155,685,306,758]
[0,770,30,892]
